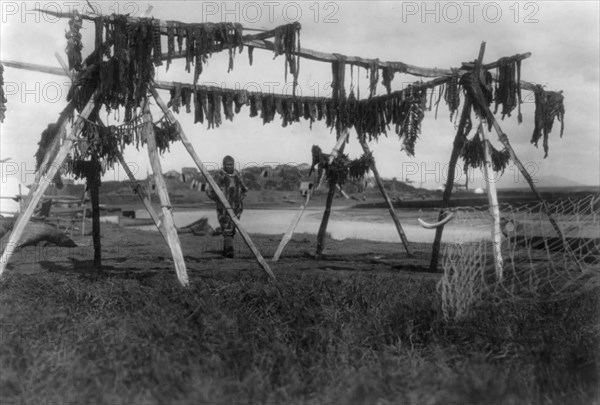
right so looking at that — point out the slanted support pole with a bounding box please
[141,98,189,287]
[148,84,275,281]
[272,129,349,261]
[478,124,504,278]
[115,150,168,243]
[429,96,473,271]
[356,127,412,256]
[1,95,97,275]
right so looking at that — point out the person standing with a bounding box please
[206,155,248,258]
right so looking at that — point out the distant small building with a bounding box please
[474,187,485,194]
[181,167,198,182]
[163,170,180,179]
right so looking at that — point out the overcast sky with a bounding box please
[1,0,599,191]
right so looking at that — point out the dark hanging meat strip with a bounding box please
[381,66,394,94]
[185,25,194,73]
[65,11,83,70]
[166,21,175,70]
[152,19,162,66]
[181,87,192,114]
[293,99,303,122]
[223,91,235,121]
[272,22,301,95]
[0,64,6,123]
[233,91,248,114]
[493,57,519,120]
[398,86,427,156]
[170,83,182,113]
[94,17,103,65]
[213,91,222,128]
[206,90,215,129]
[200,90,209,122]
[460,131,485,173]
[444,70,460,121]
[531,85,565,157]
[248,46,254,65]
[303,100,311,121]
[368,60,379,98]
[176,24,184,55]
[275,97,284,117]
[317,98,326,121]
[249,94,259,117]
[194,90,204,124]
[490,144,511,173]
[331,56,347,101]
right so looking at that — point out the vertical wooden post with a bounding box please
[272,129,349,261]
[478,124,504,279]
[357,129,412,256]
[0,95,97,275]
[89,155,102,269]
[81,203,86,236]
[315,176,337,258]
[429,96,473,271]
[141,98,189,286]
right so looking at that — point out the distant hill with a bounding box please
[471,174,586,190]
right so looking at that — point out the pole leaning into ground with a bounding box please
[478,123,504,279]
[0,95,97,275]
[141,98,189,287]
[115,151,168,243]
[148,84,276,280]
[356,128,412,256]
[272,129,350,261]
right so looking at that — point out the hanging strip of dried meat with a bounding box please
[381,66,394,94]
[65,11,83,70]
[234,91,248,114]
[444,70,460,121]
[152,19,162,66]
[223,91,235,121]
[194,89,204,124]
[248,46,254,65]
[181,87,192,113]
[167,21,175,70]
[494,57,519,120]
[0,64,6,123]
[368,60,379,98]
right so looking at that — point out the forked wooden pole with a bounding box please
[148,84,276,280]
[0,95,96,275]
[467,67,583,272]
[478,123,504,279]
[429,96,473,271]
[356,129,412,256]
[141,98,189,286]
[272,129,349,261]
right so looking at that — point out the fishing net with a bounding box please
[438,194,600,320]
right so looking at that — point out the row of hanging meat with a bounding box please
[167,82,429,156]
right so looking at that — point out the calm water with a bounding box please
[135,207,491,244]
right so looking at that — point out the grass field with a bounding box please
[1,263,598,404]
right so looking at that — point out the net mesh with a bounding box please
[438,194,600,320]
